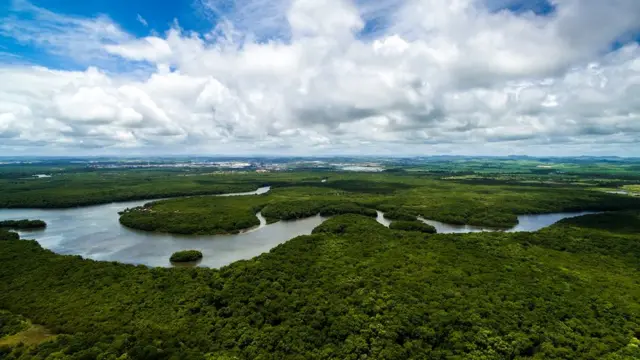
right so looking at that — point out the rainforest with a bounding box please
[1,157,640,359]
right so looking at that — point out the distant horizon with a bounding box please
[1,154,639,160]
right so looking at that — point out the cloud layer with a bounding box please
[1,0,640,155]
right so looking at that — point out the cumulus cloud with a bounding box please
[0,0,639,155]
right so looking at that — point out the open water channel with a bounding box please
[0,187,597,268]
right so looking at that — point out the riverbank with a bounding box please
[1,212,639,359]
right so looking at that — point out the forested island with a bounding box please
[2,159,640,358]
[170,250,204,263]
[0,219,46,230]
[117,175,640,235]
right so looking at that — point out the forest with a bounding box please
[1,212,640,359]
[118,177,640,234]
[389,220,437,233]
[0,229,19,241]
[0,220,46,230]
[2,161,640,359]
[170,250,204,263]
[119,196,266,235]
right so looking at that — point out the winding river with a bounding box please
[0,187,597,268]
[416,212,598,233]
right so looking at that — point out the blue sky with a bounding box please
[0,0,639,156]
[486,0,555,15]
[2,0,638,70]
[1,0,205,36]
[0,0,210,69]
[2,0,601,70]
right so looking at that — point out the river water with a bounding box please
[0,187,597,268]
[0,187,322,268]
[415,212,598,233]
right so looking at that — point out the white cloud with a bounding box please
[1,0,640,155]
[104,37,173,63]
[203,0,292,40]
[287,0,364,39]
[0,0,132,66]
[136,14,148,27]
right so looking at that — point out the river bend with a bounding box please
[0,187,596,268]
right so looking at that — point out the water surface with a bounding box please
[376,212,599,233]
[0,187,599,268]
[375,211,392,227]
[0,187,324,268]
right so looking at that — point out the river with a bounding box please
[0,187,325,268]
[415,212,598,233]
[0,188,597,268]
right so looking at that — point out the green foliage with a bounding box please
[0,174,263,208]
[120,174,640,234]
[262,200,376,221]
[0,229,19,241]
[95,170,640,234]
[312,214,388,235]
[0,170,410,209]
[0,310,28,338]
[555,211,640,234]
[119,185,380,235]
[529,211,640,259]
[4,165,640,358]
[119,196,267,235]
[318,179,413,194]
[318,203,377,217]
[261,200,327,220]
[170,250,203,263]
[2,213,640,358]
[379,181,640,228]
[3,167,640,229]
[382,209,416,221]
[389,220,437,233]
[0,219,46,229]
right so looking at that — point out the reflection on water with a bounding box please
[505,212,600,232]
[416,217,497,233]
[0,185,601,268]
[376,211,599,234]
[0,187,324,268]
[170,258,203,268]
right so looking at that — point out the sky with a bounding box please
[0,0,639,156]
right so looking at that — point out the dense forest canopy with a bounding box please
[170,250,204,263]
[2,163,640,359]
[1,212,640,358]
[117,176,640,234]
[0,311,28,338]
[389,220,437,233]
[0,219,46,229]
[119,196,266,235]
[0,229,19,241]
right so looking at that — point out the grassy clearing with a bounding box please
[622,184,640,193]
[0,323,55,347]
